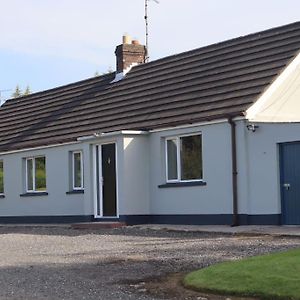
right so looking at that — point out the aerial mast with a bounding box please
[144,0,159,62]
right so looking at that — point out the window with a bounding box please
[166,134,203,182]
[26,156,46,192]
[167,139,178,180]
[72,151,83,190]
[0,160,3,194]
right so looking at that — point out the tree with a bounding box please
[23,85,31,96]
[12,85,22,98]
[11,85,32,98]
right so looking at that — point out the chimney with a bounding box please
[115,35,146,74]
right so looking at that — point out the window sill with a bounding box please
[158,181,207,188]
[0,194,5,198]
[20,192,48,197]
[66,190,84,195]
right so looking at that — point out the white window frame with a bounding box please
[0,160,4,195]
[25,156,46,192]
[165,133,203,183]
[72,151,84,190]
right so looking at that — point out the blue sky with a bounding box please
[0,0,299,100]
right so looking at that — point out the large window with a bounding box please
[72,151,83,190]
[166,134,203,182]
[26,156,46,192]
[0,160,3,194]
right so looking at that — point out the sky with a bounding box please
[0,0,299,100]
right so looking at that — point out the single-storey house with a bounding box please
[1,21,300,225]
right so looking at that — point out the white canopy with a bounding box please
[246,53,300,123]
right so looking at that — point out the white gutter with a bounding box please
[0,141,79,156]
[149,116,245,133]
[77,118,245,141]
[77,130,149,141]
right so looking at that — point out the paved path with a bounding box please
[0,226,300,299]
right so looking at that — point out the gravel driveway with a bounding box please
[0,225,299,300]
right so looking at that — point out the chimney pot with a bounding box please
[122,35,131,44]
[132,39,140,45]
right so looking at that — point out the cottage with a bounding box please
[1,22,300,225]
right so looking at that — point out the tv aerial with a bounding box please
[144,0,159,62]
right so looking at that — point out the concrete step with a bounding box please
[71,222,127,230]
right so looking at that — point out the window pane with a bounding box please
[73,152,82,188]
[0,161,3,194]
[180,135,202,180]
[167,139,178,180]
[35,157,46,191]
[27,159,33,191]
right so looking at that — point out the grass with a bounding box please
[183,249,300,299]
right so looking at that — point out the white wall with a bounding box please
[237,120,300,215]
[2,120,299,220]
[149,123,233,215]
[121,135,150,215]
[0,133,150,219]
[0,143,92,217]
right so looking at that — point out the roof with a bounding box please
[1,21,300,152]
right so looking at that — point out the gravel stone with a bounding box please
[0,226,299,299]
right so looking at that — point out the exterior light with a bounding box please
[246,124,259,132]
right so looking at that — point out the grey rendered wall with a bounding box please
[2,120,295,220]
[236,120,300,215]
[0,143,93,217]
[149,123,233,215]
[121,135,150,215]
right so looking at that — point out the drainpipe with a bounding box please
[228,117,239,226]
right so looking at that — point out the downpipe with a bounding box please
[228,118,239,226]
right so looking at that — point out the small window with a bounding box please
[166,134,203,182]
[72,151,83,190]
[0,160,4,194]
[167,139,178,180]
[26,156,46,192]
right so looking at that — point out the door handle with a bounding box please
[283,183,291,190]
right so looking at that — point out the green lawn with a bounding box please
[183,249,300,299]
